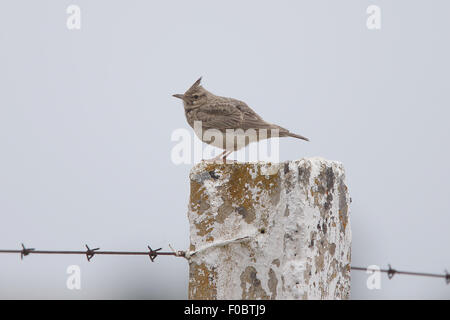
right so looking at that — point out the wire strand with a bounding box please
[0,243,185,262]
[0,244,448,284]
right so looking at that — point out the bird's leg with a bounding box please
[222,150,233,163]
[207,150,227,163]
[204,150,234,163]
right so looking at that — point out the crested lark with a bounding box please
[173,77,309,162]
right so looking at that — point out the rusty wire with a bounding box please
[351,265,450,284]
[0,243,448,284]
[0,243,185,262]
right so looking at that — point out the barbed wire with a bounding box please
[0,243,185,262]
[0,243,448,284]
[351,265,450,284]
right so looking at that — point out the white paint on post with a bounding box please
[186,158,351,300]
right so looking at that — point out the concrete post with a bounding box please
[186,158,351,300]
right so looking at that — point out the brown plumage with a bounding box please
[173,77,309,161]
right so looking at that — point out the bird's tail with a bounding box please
[271,124,309,141]
[286,132,309,141]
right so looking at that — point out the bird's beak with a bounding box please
[172,94,185,100]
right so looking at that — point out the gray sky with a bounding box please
[0,0,449,299]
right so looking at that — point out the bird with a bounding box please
[173,77,309,162]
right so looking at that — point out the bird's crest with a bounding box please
[185,77,202,95]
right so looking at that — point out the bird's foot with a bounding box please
[202,151,234,164]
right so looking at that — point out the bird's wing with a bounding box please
[195,102,243,130]
[232,99,284,130]
[196,99,275,131]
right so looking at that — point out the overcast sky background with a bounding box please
[0,0,449,299]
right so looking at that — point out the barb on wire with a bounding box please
[20,243,34,260]
[85,245,100,262]
[147,245,161,262]
[351,264,449,285]
[387,264,396,279]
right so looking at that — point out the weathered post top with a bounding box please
[187,157,351,300]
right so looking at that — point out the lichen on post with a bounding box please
[187,157,351,300]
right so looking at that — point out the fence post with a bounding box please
[186,158,351,300]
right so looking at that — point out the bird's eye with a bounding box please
[193,95,199,99]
